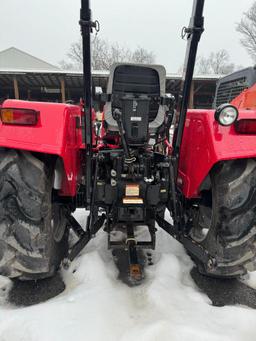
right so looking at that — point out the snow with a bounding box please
[0,210,255,341]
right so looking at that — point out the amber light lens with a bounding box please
[0,108,39,125]
[235,119,256,134]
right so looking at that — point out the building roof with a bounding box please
[0,47,60,71]
[0,46,223,81]
[0,68,222,87]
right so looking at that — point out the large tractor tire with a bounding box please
[189,158,256,278]
[0,149,69,280]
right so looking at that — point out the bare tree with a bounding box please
[67,42,83,67]
[237,2,256,62]
[209,50,235,74]
[195,49,235,75]
[131,47,155,64]
[60,37,155,71]
[195,56,211,74]
[59,60,76,71]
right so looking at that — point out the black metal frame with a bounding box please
[80,0,98,207]
[66,0,212,277]
[108,223,156,250]
[155,214,216,270]
[173,0,205,177]
[80,0,205,203]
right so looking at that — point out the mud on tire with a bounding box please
[0,149,68,280]
[189,158,256,278]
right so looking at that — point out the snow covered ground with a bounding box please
[0,210,255,341]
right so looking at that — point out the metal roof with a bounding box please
[0,68,221,90]
[0,47,60,71]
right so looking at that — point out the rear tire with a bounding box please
[0,149,69,280]
[189,159,256,278]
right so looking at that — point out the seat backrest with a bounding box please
[113,64,159,91]
[104,63,167,136]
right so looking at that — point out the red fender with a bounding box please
[179,108,256,198]
[0,100,83,196]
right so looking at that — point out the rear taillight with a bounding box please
[235,119,256,134]
[0,108,39,126]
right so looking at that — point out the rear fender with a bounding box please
[0,100,83,196]
[179,108,256,198]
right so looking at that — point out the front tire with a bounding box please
[0,149,69,280]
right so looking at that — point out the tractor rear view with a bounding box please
[1,0,256,284]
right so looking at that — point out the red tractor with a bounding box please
[0,0,256,282]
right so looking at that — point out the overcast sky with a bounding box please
[0,0,255,73]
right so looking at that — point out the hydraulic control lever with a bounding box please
[113,108,136,163]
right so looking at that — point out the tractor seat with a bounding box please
[104,64,168,145]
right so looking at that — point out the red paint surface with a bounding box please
[2,101,256,200]
[1,100,83,196]
[179,108,256,198]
